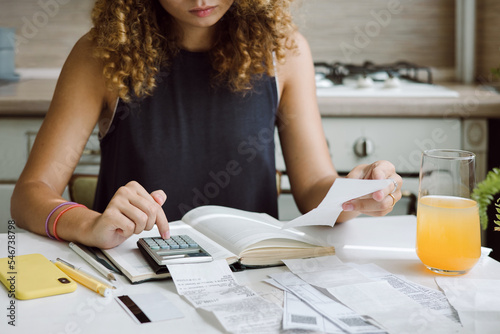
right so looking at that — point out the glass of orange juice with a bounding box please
[416,149,481,275]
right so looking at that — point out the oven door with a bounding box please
[276,117,462,221]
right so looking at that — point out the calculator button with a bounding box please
[139,234,212,265]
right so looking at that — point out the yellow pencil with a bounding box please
[54,260,112,297]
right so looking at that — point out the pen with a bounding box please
[56,258,117,289]
[53,259,112,297]
[69,242,116,281]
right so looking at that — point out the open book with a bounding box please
[102,205,335,283]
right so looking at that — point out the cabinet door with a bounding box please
[0,184,16,234]
[0,118,100,182]
[0,183,72,234]
[0,119,43,181]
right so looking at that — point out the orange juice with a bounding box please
[416,195,480,274]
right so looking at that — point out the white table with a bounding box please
[1,215,499,333]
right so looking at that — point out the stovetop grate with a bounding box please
[314,61,433,85]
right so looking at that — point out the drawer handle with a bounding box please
[82,149,101,156]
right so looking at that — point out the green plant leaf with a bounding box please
[492,67,500,78]
[496,214,500,221]
[472,168,500,230]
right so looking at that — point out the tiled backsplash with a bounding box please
[476,0,500,82]
[294,0,455,69]
[0,0,93,68]
[1,0,498,82]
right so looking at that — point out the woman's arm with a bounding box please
[276,32,402,222]
[276,32,337,213]
[11,34,169,248]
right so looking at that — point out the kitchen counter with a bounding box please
[318,83,500,118]
[1,79,499,118]
[0,79,57,116]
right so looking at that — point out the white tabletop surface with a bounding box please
[1,215,499,333]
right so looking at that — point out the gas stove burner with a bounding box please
[314,61,433,86]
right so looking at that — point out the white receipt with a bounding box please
[167,260,282,333]
[282,256,462,332]
[283,291,344,333]
[283,256,373,289]
[282,178,391,229]
[269,271,386,334]
[329,281,462,334]
[167,259,242,307]
[348,263,460,323]
[436,277,500,334]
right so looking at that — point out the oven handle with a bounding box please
[278,170,418,215]
[402,190,417,215]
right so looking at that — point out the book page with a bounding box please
[102,227,164,282]
[183,206,321,256]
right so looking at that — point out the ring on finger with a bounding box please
[389,193,396,207]
[389,178,398,194]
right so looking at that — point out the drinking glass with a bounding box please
[416,149,481,275]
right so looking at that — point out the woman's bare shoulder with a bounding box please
[61,32,104,82]
[277,31,314,85]
[54,32,117,113]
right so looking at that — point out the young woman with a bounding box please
[11,0,402,249]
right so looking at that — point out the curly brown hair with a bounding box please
[89,0,297,101]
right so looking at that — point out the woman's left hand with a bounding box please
[341,160,402,217]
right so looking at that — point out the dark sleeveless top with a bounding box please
[93,50,279,221]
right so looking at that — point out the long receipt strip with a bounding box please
[283,291,347,333]
[278,256,462,334]
[268,271,385,333]
[436,277,500,334]
[166,259,282,333]
[282,178,392,229]
[284,256,459,323]
[347,262,460,322]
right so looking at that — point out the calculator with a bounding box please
[137,235,213,266]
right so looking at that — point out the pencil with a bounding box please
[54,260,112,297]
[56,258,116,289]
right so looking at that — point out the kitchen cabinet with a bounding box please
[0,118,42,233]
[0,117,99,233]
[1,80,498,229]
[276,117,469,221]
[0,184,15,233]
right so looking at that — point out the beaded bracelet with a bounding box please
[45,202,77,239]
[52,204,86,242]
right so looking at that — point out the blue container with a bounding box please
[0,27,19,81]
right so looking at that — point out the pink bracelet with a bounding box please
[52,204,86,242]
[45,202,77,240]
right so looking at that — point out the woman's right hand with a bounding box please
[89,181,169,249]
